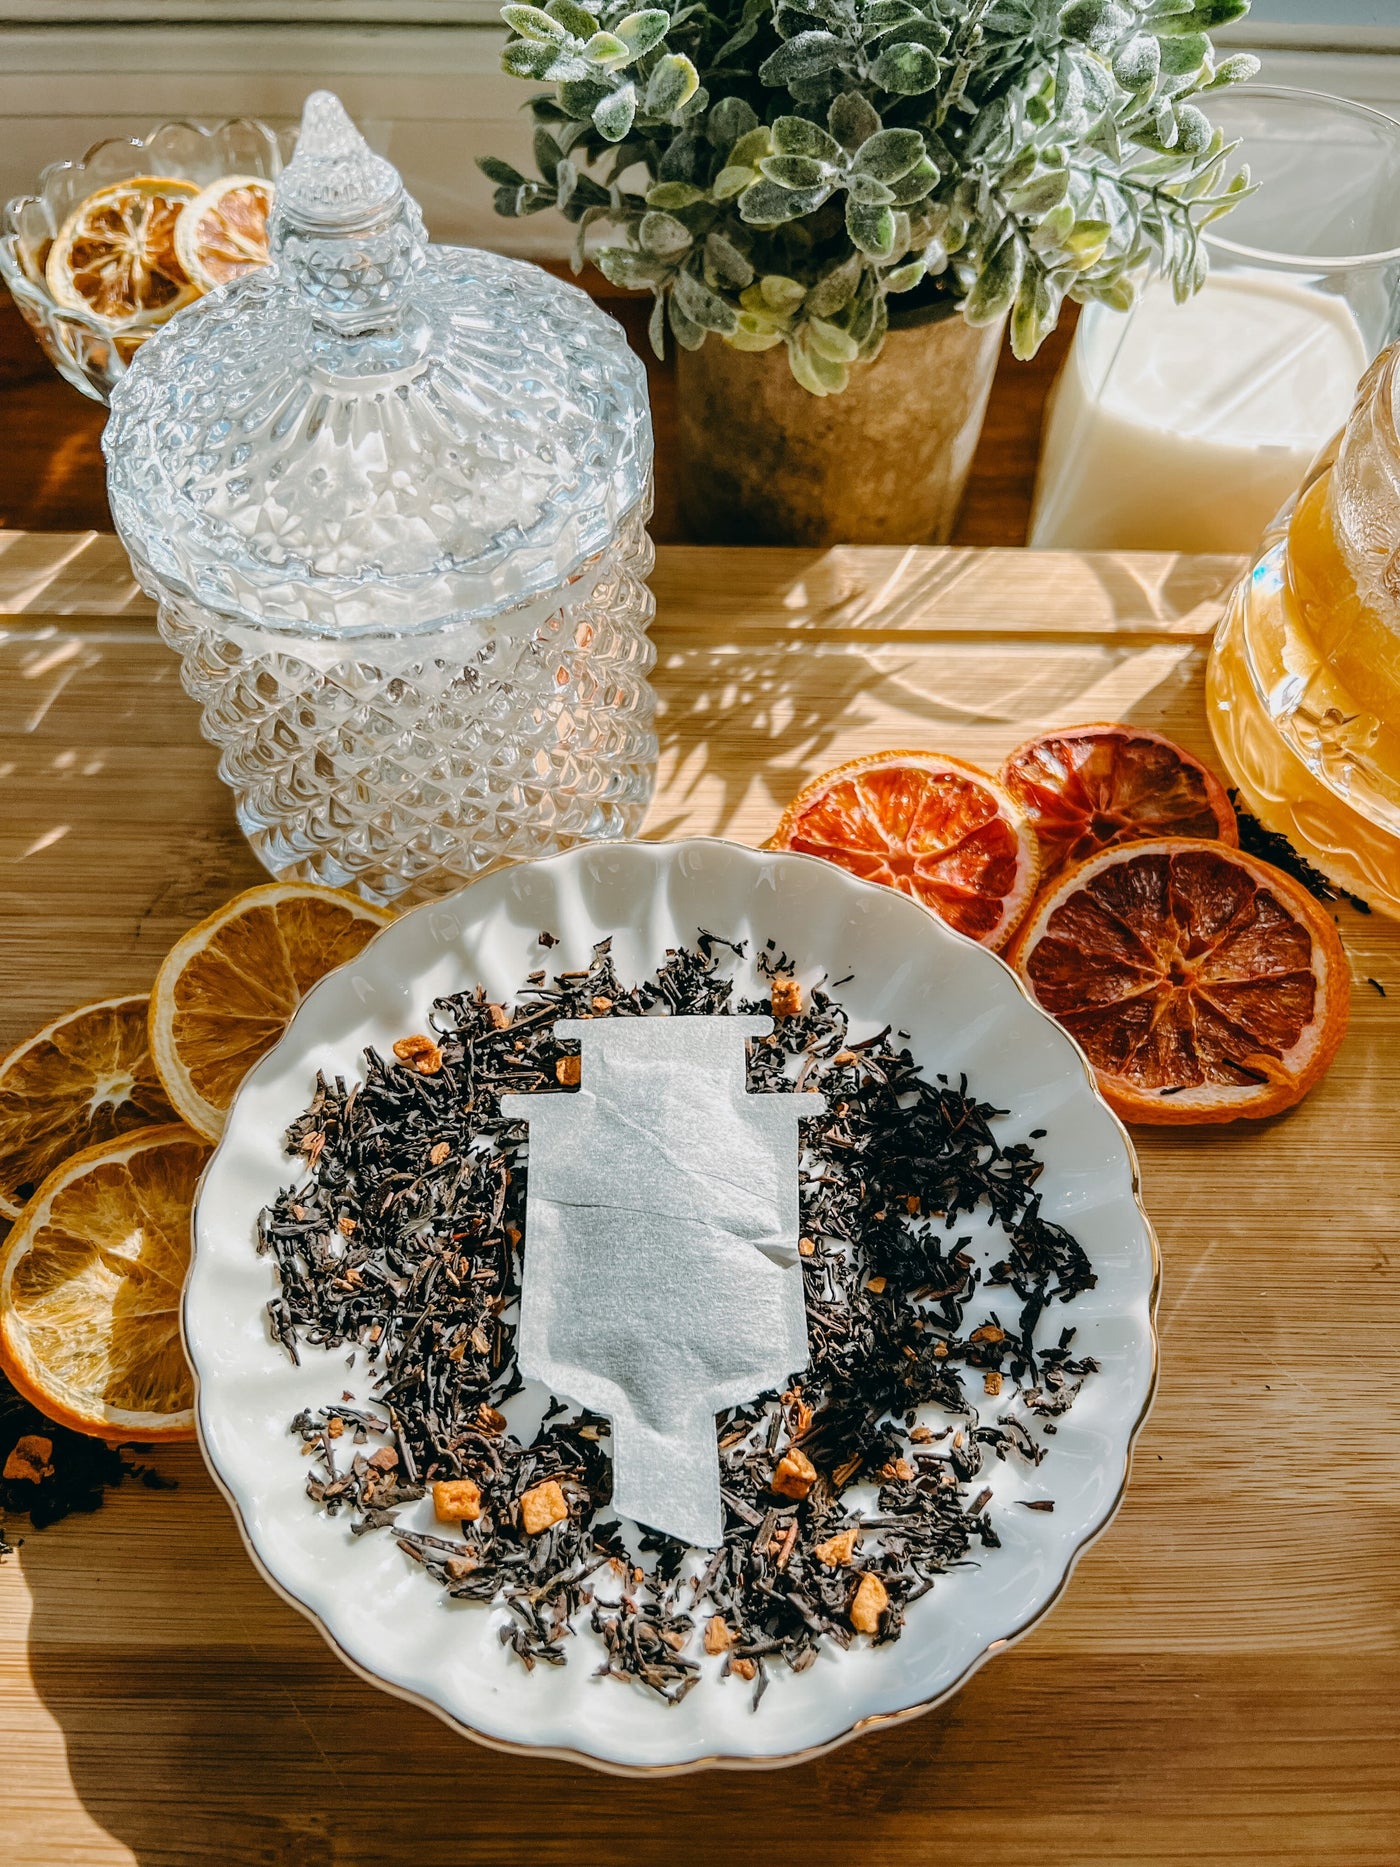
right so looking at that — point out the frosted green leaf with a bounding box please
[648,288,667,359]
[1159,31,1209,75]
[584,32,631,66]
[1064,218,1111,265]
[847,171,896,206]
[1112,33,1160,91]
[739,178,826,223]
[789,332,848,395]
[729,127,772,167]
[545,0,601,33]
[1159,0,1247,28]
[596,246,667,288]
[1205,52,1261,88]
[704,229,755,289]
[759,154,830,191]
[639,210,693,256]
[1010,268,1054,360]
[647,181,708,209]
[478,156,527,186]
[851,127,925,183]
[883,258,925,292]
[502,4,568,41]
[502,39,558,78]
[846,199,896,258]
[805,316,860,363]
[708,95,759,149]
[771,116,844,163]
[1030,200,1075,251]
[1009,169,1069,216]
[806,252,861,316]
[713,165,757,199]
[667,296,707,350]
[613,8,670,55]
[674,263,740,333]
[870,43,940,96]
[963,233,1021,324]
[646,52,699,114]
[1174,103,1211,154]
[758,31,844,86]
[759,273,807,312]
[592,80,637,140]
[828,91,881,153]
[726,321,785,351]
[887,157,938,206]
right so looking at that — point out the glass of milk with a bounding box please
[1030,86,1400,554]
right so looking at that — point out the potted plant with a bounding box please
[483,0,1257,544]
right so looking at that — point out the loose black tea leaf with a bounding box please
[0,1370,172,1555]
[1230,792,1371,914]
[259,938,1097,1702]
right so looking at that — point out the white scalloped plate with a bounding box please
[185,839,1158,1774]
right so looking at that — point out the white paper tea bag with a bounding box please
[500,1015,824,1548]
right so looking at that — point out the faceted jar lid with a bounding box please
[103,92,652,637]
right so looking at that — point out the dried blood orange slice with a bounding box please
[45,176,199,326]
[770,751,1040,948]
[1002,723,1236,883]
[174,174,274,291]
[1010,839,1349,1124]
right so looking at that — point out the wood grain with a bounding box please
[0,536,1397,1867]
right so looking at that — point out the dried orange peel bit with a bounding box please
[0,994,176,1220]
[149,882,392,1141]
[1009,839,1350,1125]
[770,750,1039,949]
[45,176,200,326]
[174,175,274,292]
[0,1125,209,1442]
[1002,722,1237,884]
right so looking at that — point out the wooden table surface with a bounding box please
[1,531,1397,1867]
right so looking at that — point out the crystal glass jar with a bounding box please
[103,92,656,906]
[1207,342,1400,916]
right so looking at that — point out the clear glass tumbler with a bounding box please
[1031,86,1400,555]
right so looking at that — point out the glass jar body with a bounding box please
[153,495,657,907]
[1207,347,1400,915]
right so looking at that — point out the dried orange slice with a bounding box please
[1010,839,1350,1124]
[0,995,176,1220]
[770,751,1040,948]
[174,174,274,292]
[45,175,199,326]
[1002,723,1237,884]
[0,1126,209,1442]
[149,883,392,1140]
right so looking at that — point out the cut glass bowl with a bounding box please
[0,117,292,404]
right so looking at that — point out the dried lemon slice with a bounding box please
[45,175,199,326]
[149,882,392,1140]
[0,995,176,1220]
[174,174,274,291]
[0,1126,208,1442]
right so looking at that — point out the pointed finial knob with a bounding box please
[275,89,402,232]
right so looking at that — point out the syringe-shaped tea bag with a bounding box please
[501,1016,824,1549]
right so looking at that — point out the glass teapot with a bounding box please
[1207,340,1400,918]
[103,91,656,906]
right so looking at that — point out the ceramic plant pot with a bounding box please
[676,302,1004,546]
